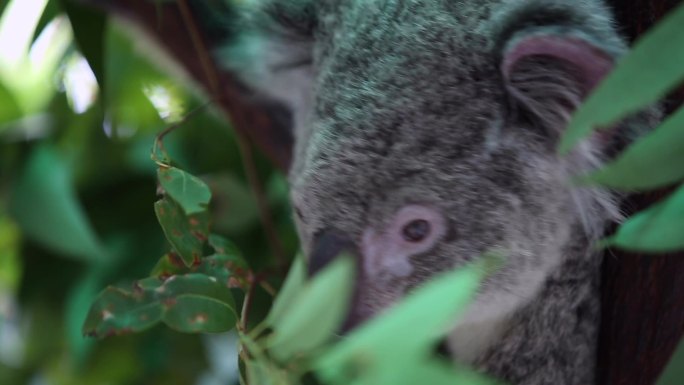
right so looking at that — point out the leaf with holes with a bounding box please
[82,285,163,338]
[581,106,684,190]
[83,274,237,338]
[155,197,210,266]
[150,252,189,278]
[601,184,684,252]
[158,166,212,215]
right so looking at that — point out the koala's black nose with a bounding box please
[308,229,359,276]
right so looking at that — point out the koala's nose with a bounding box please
[308,229,360,276]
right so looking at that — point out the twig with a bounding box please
[152,101,212,166]
[176,0,287,265]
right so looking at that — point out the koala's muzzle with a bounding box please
[307,229,360,276]
[308,229,365,332]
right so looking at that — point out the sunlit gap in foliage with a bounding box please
[143,83,186,124]
[0,0,71,119]
[0,0,48,68]
[61,55,98,114]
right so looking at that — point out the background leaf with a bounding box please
[602,183,684,252]
[9,145,105,262]
[583,106,684,190]
[657,340,684,385]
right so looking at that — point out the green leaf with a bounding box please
[602,184,684,252]
[158,166,212,215]
[208,233,242,256]
[265,256,306,326]
[245,358,296,385]
[154,197,209,266]
[0,80,22,124]
[151,240,250,290]
[83,285,163,338]
[268,256,355,362]
[9,145,105,261]
[196,252,251,290]
[59,0,106,88]
[559,2,684,154]
[150,252,189,278]
[163,295,236,333]
[0,214,22,292]
[84,273,237,337]
[657,339,684,385]
[582,106,684,190]
[316,257,495,384]
[162,274,235,306]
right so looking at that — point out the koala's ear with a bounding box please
[501,31,616,132]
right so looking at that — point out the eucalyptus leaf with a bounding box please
[154,197,209,266]
[163,295,236,333]
[84,273,238,337]
[158,166,212,215]
[265,256,306,326]
[656,339,684,385]
[244,356,296,385]
[268,256,355,362]
[602,184,684,252]
[559,2,684,154]
[583,106,684,190]
[150,252,189,278]
[316,257,495,383]
[208,233,243,256]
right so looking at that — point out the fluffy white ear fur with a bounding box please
[501,31,616,133]
[502,30,623,237]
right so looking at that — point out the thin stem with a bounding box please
[176,0,286,266]
[152,101,212,166]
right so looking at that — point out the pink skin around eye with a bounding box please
[361,205,447,279]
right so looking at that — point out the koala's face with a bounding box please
[234,0,621,329]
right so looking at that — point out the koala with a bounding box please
[208,0,654,384]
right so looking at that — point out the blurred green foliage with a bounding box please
[0,0,296,384]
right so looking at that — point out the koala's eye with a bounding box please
[402,219,431,242]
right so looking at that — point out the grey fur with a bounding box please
[218,1,653,383]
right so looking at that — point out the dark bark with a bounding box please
[599,1,684,385]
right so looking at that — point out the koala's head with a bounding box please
[225,0,626,329]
